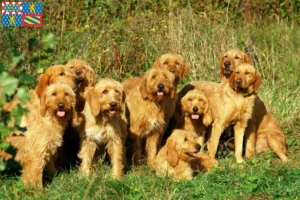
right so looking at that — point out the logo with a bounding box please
[2,2,42,27]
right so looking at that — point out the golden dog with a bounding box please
[182,64,261,163]
[123,68,176,169]
[18,83,77,188]
[156,129,217,180]
[219,49,289,162]
[77,78,127,179]
[174,89,212,149]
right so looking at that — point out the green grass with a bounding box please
[1,1,300,199]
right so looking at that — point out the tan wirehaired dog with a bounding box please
[123,68,176,169]
[182,64,262,163]
[219,49,289,162]
[219,49,252,82]
[152,53,190,86]
[173,89,212,149]
[66,59,95,112]
[77,78,127,179]
[18,83,77,188]
[156,129,217,180]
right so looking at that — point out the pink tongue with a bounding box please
[57,111,66,117]
[191,114,199,119]
[157,92,164,96]
[192,152,198,157]
[109,110,116,114]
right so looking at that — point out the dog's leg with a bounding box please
[21,156,44,188]
[107,137,124,179]
[208,120,223,159]
[129,134,142,165]
[78,138,97,176]
[145,132,161,169]
[266,131,289,162]
[234,122,246,163]
[244,120,256,158]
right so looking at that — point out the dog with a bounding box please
[156,129,217,180]
[173,89,212,149]
[123,68,176,169]
[77,78,127,179]
[66,59,95,112]
[181,64,261,163]
[17,83,77,188]
[219,49,289,162]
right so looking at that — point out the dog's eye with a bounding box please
[188,98,192,101]
[115,90,121,94]
[235,72,240,75]
[52,92,57,96]
[245,72,251,75]
[175,61,180,65]
[163,61,168,65]
[70,66,74,69]
[59,72,65,76]
[151,75,156,79]
[235,56,241,60]
[102,90,108,94]
[65,92,69,96]
[184,137,188,142]
[199,98,203,102]
[224,55,228,58]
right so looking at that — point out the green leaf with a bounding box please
[10,53,25,67]
[0,158,7,172]
[42,33,57,50]
[0,142,10,150]
[0,72,18,96]
[0,124,12,139]
[16,87,31,104]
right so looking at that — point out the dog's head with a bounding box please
[40,83,77,123]
[181,90,212,127]
[66,59,95,87]
[219,49,251,79]
[35,65,80,98]
[229,64,262,94]
[85,78,125,118]
[165,129,201,167]
[140,68,175,102]
[152,53,190,84]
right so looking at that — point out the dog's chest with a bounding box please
[229,95,254,122]
[86,123,118,144]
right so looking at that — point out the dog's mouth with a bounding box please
[223,68,232,74]
[191,113,200,120]
[185,151,199,158]
[107,109,117,117]
[57,110,66,117]
[157,91,164,96]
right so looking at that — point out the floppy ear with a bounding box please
[219,57,225,78]
[40,93,47,117]
[252,71,262,91]
[70,95,80,126]
[86,88,101,117]
[140,77,149,100]
[86,66,95,86]
[166,139,179,167]
[180,61,190,80]
[243,53,252,64]
[120,91,127,116]
[202,103,213,127]
[152,57,161,68]
[169,85,175,99]
[229,72,236,89]
[35,73,50,98]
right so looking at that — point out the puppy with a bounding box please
[219,49,289,162]
[123,68,176,169]
[18,83,77,188]
[174,89,212,149]
[182,64,261,163]
[155,129,201,180]
[77,78,127,179]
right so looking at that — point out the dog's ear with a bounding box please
[166,139,179,167]
[120,91,127,116]
[252,71,262,91]
[40,93,47,117]
[169,85,175,99]
[35,73,50,98]
[152,56,161,68]
[70,95,80,126]
[202,102,213,127]
[86,66,95,87]
[229,72,236,89]
[140,76,149,100]
[243,53,252,64]
[219,57,225,78]
[86,88,101,117]
[180,60,190,80]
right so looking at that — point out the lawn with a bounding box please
[1,1,300,199]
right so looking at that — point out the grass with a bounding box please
[1,1,300,199]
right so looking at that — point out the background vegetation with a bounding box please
[1,0,299,199]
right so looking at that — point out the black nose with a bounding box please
[75,70,82,76]
[196,144,201,151]
[157,83,164,90]
[58,102,65,109]
[193,107,198,112]
[75,78,82,85]
[224,61,231,68]
[110,102,117,107]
